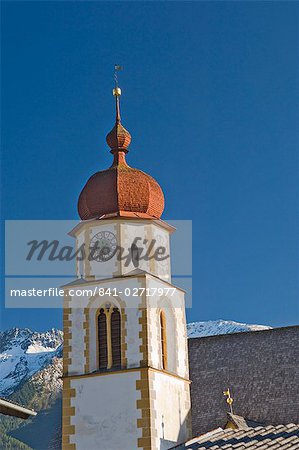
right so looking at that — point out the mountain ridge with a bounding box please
[0,327,63,397]
[187,319,271,338]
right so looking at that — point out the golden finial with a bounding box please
[223,388,234,414]
[113,87,121,97]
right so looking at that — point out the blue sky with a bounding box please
[1,2,298,331]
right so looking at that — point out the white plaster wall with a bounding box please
[146,276,188,379]
[146,276,185,310]
[150,224,171,282]
[124,277,144,368]
[148,306,160,369]
[175,307,189,380]
[126,307,143,368]
[121,222,147,274]
[70,372,142,450]
[76,231,85,278]
[66,292,89,376]
[120,222,171,282]
[69,308,86,375]
[150,372,191,450]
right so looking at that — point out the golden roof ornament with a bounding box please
[223,388,234,414]
[113,87,121,97]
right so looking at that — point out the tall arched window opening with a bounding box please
[97,305,122,370]
[111,308,121,368]
[160,311,167,370]
[98,308,108,369]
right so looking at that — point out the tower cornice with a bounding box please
[68,217,176,238]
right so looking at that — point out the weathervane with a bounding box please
[113,64,123,97]
[223,388,234,414]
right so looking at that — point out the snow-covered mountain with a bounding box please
[0,328,63,396]
[187,319,271,338]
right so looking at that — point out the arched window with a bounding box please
[98,309,108,369]
[111,308,121,368]
[160,311,167,370]
[97,305,121,370]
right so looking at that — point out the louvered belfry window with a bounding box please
[160,311,167,370]
[98,309,108,369]
[111,308,121,368]
[97,306,121,370]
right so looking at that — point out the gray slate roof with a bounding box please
[171,423,299,449]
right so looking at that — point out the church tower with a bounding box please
[62,83,192,450]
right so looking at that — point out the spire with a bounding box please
[78,68,165,221]
[106,67,131,162]
[113,87,121,124]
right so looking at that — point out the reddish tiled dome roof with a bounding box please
[78,158,164,220]
[77,93,164,220]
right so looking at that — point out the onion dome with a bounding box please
[106,90,131,152]
[77,86,165,221]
